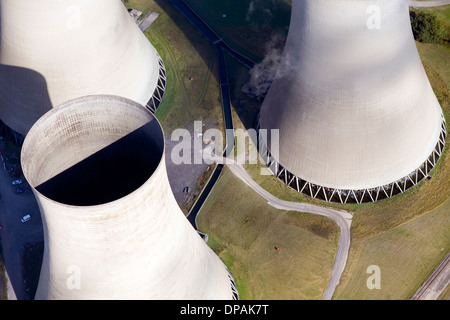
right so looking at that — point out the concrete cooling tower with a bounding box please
[21,95,238,300]
[0,0,166,137]
[258,0,446,204]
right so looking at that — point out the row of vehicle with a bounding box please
[11,179,31,222]
[11,179,26,194]
[13,180,31,222]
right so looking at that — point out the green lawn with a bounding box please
[122,0,224,133]
[421,4,450,22]
[334,196,450,299]
[197,167,339,300]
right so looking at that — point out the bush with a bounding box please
[410,9,448,44]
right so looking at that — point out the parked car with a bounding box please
[21,214,31,223]
[24,279,31,293]
[12,179,22,185]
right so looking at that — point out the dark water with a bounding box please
[36,121,164,206]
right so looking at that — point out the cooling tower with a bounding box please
[258,0,446,204]
[21,95,238,300]
[0,0,166,137]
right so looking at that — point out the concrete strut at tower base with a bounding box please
[0,0,166,137]
[20,95,237,300]
[258,0,446,204]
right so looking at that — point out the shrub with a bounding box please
[410,9,448,44]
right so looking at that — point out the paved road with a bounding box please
[225,161,352,300]
[411,252,450,300]
[0,139,43,300]
[410,0,450,7]
[139,12,160,32]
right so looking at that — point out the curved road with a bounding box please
[409,0,450,7]
[225,161,353,300]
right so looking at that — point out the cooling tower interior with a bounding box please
[21,95,237,300]
[27,100,164,206]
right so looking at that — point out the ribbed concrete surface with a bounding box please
[21,95,233,300]
[259,0,444,190]
[0,0,161,136]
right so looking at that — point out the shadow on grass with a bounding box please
[152,0,291,131]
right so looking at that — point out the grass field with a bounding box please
[122,0,224,133]
[197,167,339,300]
[334,196,450,299]
[421,4,450,23]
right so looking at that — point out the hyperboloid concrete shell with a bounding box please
[21,95,237,300]
[0,0,166,137]
[258,0,446,204]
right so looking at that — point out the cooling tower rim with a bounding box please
[257,115,447,204]
[21,94,167,210]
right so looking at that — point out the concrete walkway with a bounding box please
[209,157,353,300]
[139,12,160,32]
[409,0,450,7]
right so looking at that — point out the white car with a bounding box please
[21,214,31,223]
[12,179,22,185]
